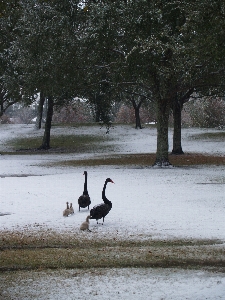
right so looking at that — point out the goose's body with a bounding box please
[78,171,91,211]
[90,178,114,224]
[80,215,91,231]
[63,202,70,217]
[69,203,74,214]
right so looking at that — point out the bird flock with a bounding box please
[62,171,114,231]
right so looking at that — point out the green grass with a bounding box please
[4,134,114,154]
[3,139,225,166]
[2,125,224,167]
[0,229,224,272]
[51,153,225,167]
[51,122,98,127]
[189,131,225,140]
[1,126,225,274]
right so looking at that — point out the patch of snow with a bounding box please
[1,268,225,300]
[0,123,225,299]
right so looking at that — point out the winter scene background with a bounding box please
[1,1,225,299]
[0,123,225,299]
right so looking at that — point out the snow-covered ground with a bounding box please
[1,268,225,300]
[0,124,225,299]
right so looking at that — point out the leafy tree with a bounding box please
[2,0,225,159]
[9,0,85,148]
[171,0,225,154]
[80,2,123,129]
[83,1,190,164]
[119,85,152,129]
[35,92,45,129]
[85,0,224,166]
[0,1,23,117]
[171,89,194,154]
[121,1,198,165]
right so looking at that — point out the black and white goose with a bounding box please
[78,171,91,211]
[90,178,114,224]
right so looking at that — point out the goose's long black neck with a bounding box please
[83,172,88,195]
[102,180,112,207]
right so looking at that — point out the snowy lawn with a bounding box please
[0,124,225,299]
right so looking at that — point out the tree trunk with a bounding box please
[35,91,45,129]
[153,98,171,166]
[131,97,143,129]
[134,106,142,129]
[0,95,4,117]
[172,98,184,154]
[95,108,101,122]
[39,96,54,150]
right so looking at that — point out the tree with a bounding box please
[2,0,225,158]
[35,91,45,129]
[171,0,225,154]
[121,86,152,129]
[40,96,53,149]
[83,1,191,165]
[81,1,127,129]
[0,1,23,117]
[10,0,85,148]
[171,89,194,154]
[118,1,189,165]
[130,95,144,129]
[116,1,225,165]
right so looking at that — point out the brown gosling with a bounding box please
[63,202,70,217]
[80,215,91,231]
[69,203,74,214]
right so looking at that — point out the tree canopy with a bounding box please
[1,0,225,163]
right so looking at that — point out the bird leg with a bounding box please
[96,220,104,225]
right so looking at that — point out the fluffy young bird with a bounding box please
[69,203,74,214]
[80,215,91,231]
[63,202,70,217]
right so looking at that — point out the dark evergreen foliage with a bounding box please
[1,0,225,163]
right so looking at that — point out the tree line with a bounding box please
[1,0,225,165]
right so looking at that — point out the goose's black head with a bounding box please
[83,171,87,176]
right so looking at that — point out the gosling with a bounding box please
[80,215,91,231]
[69,203,74,214]
[63,202,70,217]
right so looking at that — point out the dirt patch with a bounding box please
[0,229,224,272]
[50,153,225,167]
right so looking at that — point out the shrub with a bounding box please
[184,97,225,128]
